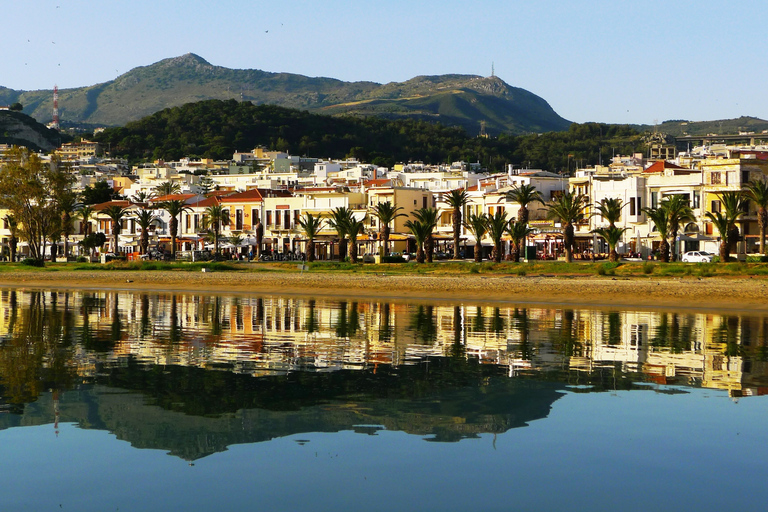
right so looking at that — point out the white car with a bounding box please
[681,251,713,263]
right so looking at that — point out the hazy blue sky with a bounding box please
[2,0,765,125]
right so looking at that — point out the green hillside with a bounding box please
[93,99,645,171]
[0,54,569,135]
[633,116,768,137]
[0,110,61,151]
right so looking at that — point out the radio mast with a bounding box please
[52,85,60,130]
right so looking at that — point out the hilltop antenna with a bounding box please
[52,85,60,130]
[491,62,495,77]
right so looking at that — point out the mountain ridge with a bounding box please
[0,53,570,135]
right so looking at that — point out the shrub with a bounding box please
[469,265,480,274]
[77,256,88,263]
[642,262,655,274]
[21,258,44,267]
[381,256,406,263]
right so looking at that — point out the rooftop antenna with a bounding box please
[52,85,60,130]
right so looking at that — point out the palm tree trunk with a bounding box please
[382,225,390,256]
[349,238,358,263]
[425,235,434,263]
[307,239,315,262]
[759,208,767,255]
[170,217,178,258]
[564,223,574,263]
[453,209,461,259]
[474,242,482,263]
[416,245,425,263]
[719,240,729,263]
[609,247,618,263]
[659,240,670,263]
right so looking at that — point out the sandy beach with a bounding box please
[0,269,767,312]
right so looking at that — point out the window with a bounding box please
[266,211,272,226]
[711,172,721,185]
[284,211,290,229]
[692,192,700,209]
[629,198,636,216]
[251,208,259,225]
[236,210,243,230]
[711,200,721,213]
[422,197,427,208]
[275,210,282,228]
[651,191,658,209]
[742,170,750,184]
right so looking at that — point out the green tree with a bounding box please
[160,199,191,258]
[546,192,590,263]
[77,205,94,237]
[445,189,469,259]
[298,213,324,263]
[412,207,438,263]
[56,192,80,260]
[372,201,405,257]
[346,216,367,264]
[134,209,159,255]
[505,183,543,224]
[706,191,746,262]
[643,206,671,263]
[80,180,116,205]
[661,194,694,262]
[486,209,509,263]
[744,178,768,255]
[404,218,431,263]
[328,207,354,261]
[594,197,624,228]
[102,205,129,254]
[203,204,229,258]
[154,181,181,197]
[3,214,19,262]
[464,212,488,263]
[506,219,534,262]
[593,225,629,263]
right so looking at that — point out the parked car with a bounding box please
[681,251,713,263]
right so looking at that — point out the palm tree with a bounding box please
[486,209,509,263]
[4,214,19,262]
[328,207,354,261]
[160,199,191,259]
[229,233,244,259]
[445,189,469,259]
[372,201,406,257]
[153,181,181,197]
[594,197,624,228]
[412,207,438,263]
[203,204,229,258]
[745,178,768,255]
[643,206,671,263]
[404,218,431,263]
[505,183,543,224]
[77,205,94,236]
[464,212,489,263]
[134,209,159,255]
[57,193,81,261]
[298,213,324,263]
[102,205,128,254]
[661,194,694,262]
[346,216,366,264]
[131,190,155,204]
[593,225,629,263]
[506,219,534,262]
[709,191,747,261]
[545,192,590,263]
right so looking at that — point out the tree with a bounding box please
[372,201,405,256]
[643,206,671,263]
[464,212,488,263]
[505,183,542,224]
[131,190,155,204]
[56,192,80,260]
[3,214,19,262]
[593,225,629,263]
[594,197,624,228]
[9,103,22,112]
[161,199,191,258]
[745,178,768,255]
[79,232,106,259]
[506,219,534,262]
[445,189,469,259]
[80,180,116,205]
[134,209,159,255]
[346,216,366,264]
[203,204,229,258]
[706,191,746,262]
[486,209,509,263]
[77,205,95,237]
[404,218,431,263]
[328,207,354,261]
[298,213,324,263]
[154,181,181,197]
[0,147,70,262]
[102,205,128,254]
[412,207,438,263]
[661,194,694,262]
[545,192,590,263]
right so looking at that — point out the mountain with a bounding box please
[0,54,570,135]
[0,110,60,151]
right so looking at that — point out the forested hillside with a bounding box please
[94,99,645,172]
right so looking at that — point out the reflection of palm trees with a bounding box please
[473,306,485,333]
[110,293,123,343]
[411,305,437,344]
[651,313,693,354]
[450,306,466,360]
[140,294,151,337]
[306,299,318,334]
[490,308,505,334]
[334,301,359,338]
[552,309,582,357]
[379,302,392,343]
[169,295,182,344]
[512,308,532,361]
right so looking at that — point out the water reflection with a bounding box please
[0,288,767,460]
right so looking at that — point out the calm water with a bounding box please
[0,289,766,511]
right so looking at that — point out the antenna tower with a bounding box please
[491,62,495,77]
[52,85,60,130]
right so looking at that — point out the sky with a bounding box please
[2,0,766,125]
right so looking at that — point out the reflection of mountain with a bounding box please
[0,359,566,460]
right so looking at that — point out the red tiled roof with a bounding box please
[92,200,132,211]
[220,189,264,202]
[644,160,685,173]
[151,193,196,202]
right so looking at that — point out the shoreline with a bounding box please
[1,269,767,313]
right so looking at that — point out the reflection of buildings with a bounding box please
[0,289,767,397]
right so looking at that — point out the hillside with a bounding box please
[93,99,645,171]
[0,110,60,151]
[0,54,570,135]
[634,116,768,137]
